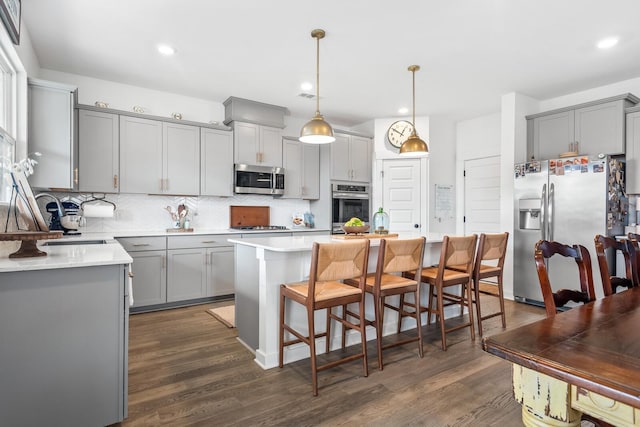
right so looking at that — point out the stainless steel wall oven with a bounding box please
[331,183,370,234]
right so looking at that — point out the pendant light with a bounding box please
[299,29,335,144]
[399,65,429,156]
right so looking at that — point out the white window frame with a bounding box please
[0,24,20,204]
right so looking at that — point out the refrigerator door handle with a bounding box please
[548,182,555,242]
[541,184,547,241]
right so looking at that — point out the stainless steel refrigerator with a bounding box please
[513,155,626,305]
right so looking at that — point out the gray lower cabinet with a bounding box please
[166,234,235,302]
[116,236,167,309]
[0,264,129,426]
[626,108,640,194]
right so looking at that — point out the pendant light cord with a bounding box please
[315,35,320,115]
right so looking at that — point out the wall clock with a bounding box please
[387,120,414,149]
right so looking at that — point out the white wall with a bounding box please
[454,112,501,233]
[428,115,457,234]
[538,76,640,113]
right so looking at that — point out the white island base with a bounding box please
[230,233,453,370]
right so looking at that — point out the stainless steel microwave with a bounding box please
[234,164,285,195]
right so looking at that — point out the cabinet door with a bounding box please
[574,100,625,156]
[167,248,207,302]
[163,122,200,195]
[302,143,319,199]
[79,110,119,193]
[27,81,76,189]
[282,139,302,198]
[626,111,640,194]
[260,126,283,167]
[330,134,351,181]
[130,250,166,307]
[206,247,235,297]
[533,110,574,160]
[201,128,233,196]
[349,135,371,183]
[234,121,259,165]
[119,116,163,193]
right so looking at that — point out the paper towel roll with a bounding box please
[82,204,114,218]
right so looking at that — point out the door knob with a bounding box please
[414,224,419,228]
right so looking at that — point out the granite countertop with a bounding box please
[227,232,446,252]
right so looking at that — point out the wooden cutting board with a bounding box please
[332,233,399,239]
[230,205,270,227]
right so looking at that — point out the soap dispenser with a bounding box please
[373,207,389,235]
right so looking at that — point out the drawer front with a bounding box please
[117,236,166,252]
[167,234,232,249]
[571,385,639,426]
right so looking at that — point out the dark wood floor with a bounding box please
[118,294,546,427]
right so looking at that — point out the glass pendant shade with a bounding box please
[299,112,335,144]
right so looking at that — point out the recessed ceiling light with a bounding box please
[398,107,409,114]
[597,37,619,49]
[157,44,175,56]
[300,82,313,91]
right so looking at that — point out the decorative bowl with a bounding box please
[341,225,370,234]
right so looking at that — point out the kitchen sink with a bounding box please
[45,239,108,246]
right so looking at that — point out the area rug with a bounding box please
[206,305,235,328]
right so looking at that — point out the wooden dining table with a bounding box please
[483,287,640,427]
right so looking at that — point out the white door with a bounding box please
[464,156,501,235]
[382,158,422,232]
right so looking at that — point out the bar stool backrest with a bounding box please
[311,240,370,298]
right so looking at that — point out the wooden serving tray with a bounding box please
[332,233,399,239]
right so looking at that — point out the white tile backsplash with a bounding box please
[78,193,311,232]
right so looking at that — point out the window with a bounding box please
[0,29,17,203]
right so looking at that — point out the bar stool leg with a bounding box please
[308,306,318,396]
[465,279,475,341]
[279,290,286,368]
[325,307,332,354]
[474,278,484,337]
[437,285,447,351]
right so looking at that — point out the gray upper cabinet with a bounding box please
[233,121,283,167]
[626,107,640,194]
[119,116,163,193]
[200,128,233,196]
[282,137,319,199]
[528,94,639,160]
[119,116,200,194]
[330,133,371,183]
[163,122,200,195]
[27,78,77,190]
[78,109,119,193]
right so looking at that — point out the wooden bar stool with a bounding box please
[278,240,370,396]
[627,232,640,288]
[415,234,477,351]
[594,234,636,296]
[344,237,426,370]
[470,232,509,337]
[534,240,595,317]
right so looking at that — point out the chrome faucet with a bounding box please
[35,193,65,218]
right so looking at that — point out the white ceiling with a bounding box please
[22,0,640,127]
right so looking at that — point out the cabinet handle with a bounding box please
[132,243,151,247]
[162,255,166,269]
[128,271,134,278]
[113,174,118,189]
[201,240,216,244]
[256,152,259,163]
[74,168,79,185]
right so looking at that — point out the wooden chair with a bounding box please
[594,234,636,296]
[534,240,595,317]
[409,234,477,351]
[278,240,370,396]
[470,232,509,337]
[626,232,640,288]
[343,237,426,370]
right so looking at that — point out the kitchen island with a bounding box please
[229,233,446,370]
[0,239,132,427]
